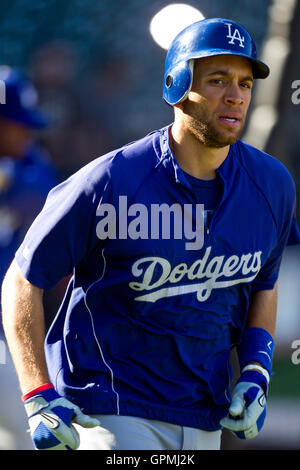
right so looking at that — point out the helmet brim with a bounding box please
[189,49,270,79]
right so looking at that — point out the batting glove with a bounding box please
[23,384,99,450]
[220,369,268,439]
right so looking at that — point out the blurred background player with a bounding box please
[0,66,58,449]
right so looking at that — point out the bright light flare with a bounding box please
[150,3,204,50]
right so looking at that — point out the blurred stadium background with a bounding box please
[0,0,299,450]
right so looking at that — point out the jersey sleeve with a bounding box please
[15,167,106,290]
[251,175,298,291]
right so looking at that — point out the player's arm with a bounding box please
[220,283,277,439]
[1,259,98,450]
[245,282,277,336]
[1,258,49,394]
[237,282,277,380]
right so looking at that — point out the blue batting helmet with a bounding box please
[163,18,270,106]
[0,66,49,128]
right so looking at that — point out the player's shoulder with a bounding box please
[235,139,295,192]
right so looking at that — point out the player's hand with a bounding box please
[220,370,268,439]
[23,386,99,450]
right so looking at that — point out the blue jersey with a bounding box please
[15,125,300,431]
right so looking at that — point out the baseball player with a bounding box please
[1,18,300,451]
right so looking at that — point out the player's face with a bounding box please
[0,118,33,157]
[180,55,253,148]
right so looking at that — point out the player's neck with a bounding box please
[169,123,230,180]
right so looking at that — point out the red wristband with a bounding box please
[22,382,54,402]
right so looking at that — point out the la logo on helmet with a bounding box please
[225,23,245,48]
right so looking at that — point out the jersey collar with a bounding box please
[158,124,238,191]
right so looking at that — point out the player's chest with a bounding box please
[94,183,276,297]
